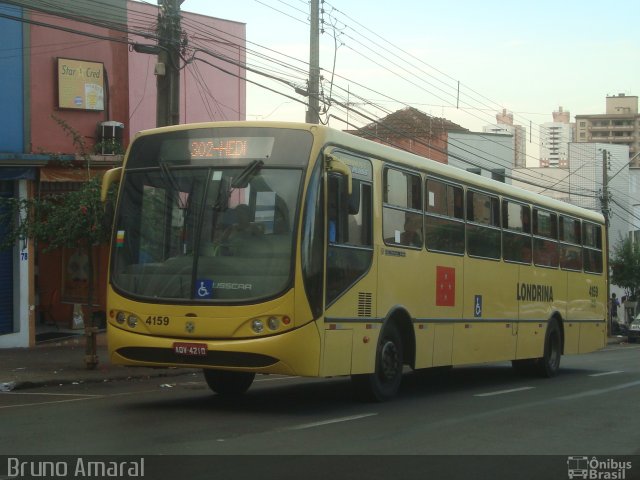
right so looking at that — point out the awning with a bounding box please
[40,166,107,182]
[0,167,36,180]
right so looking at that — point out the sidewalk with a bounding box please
[0,332,198,392]
[0,333,630,392]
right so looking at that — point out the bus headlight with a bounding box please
[251,319,264,334]
[127,315,139,328]
[267,316,280,330]
[116,312,126,324]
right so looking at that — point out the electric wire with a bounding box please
[2,0,630,205]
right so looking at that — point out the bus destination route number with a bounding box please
[173,342,208,356]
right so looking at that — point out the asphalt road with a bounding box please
[1,343,639,479]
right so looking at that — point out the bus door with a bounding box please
[322,150,374,377]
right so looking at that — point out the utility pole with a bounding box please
[305,0,320,124]
[156,0,184,127]
[602,149,610,225]
[602,148,611,336]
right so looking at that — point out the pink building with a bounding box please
[0,0,246,347]
[128,2,246,137]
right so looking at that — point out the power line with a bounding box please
[3,0,616,204]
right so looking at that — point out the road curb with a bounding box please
[10,368,200,391]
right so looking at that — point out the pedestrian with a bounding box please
[611,293,621,333]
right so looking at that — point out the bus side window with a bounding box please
[466,190,500,259]
[425,179,464,254]
[532,208,558,268]
[382,168,422,248]
[583,222,603,274]
[559,215,582,271]
[327,174,349,244]
[502,200,531,264]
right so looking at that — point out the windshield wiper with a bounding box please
[231,160,264,189]
[213,160,264,212]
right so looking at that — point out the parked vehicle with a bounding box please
[627,315,640,343]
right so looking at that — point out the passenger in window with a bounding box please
[521,209,531,234]
[223,204,263,243]
[453,189,464,219]
[401,215,422,247]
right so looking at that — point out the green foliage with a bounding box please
[0,176,113,252]
[610,236,640,300]
[93,138,124,155]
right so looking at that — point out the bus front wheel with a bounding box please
[352,322,404,402]
[203,369,255,396]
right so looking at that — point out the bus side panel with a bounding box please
[414,323,435,369]
[323,262,379,375]
[321,329,353,376]
[579,322,606,353]
[453,323,516,365]
[455,258,517,364]
[516,266,566,360]
[425,253,464,368]
[515,322,546,360]
[432,324,454,367]
[376,248,425,319]
[571,273,607,354]
[563,322,580,355]
[350,324,380,374]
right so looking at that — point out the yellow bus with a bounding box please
[101,121,606,401]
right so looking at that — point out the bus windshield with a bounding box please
[110,127,312,303]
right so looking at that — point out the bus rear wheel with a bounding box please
[534,321,562,377]
[203,369,255,396]
[352,322,404,402]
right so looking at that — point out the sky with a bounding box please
[174,0,640,158]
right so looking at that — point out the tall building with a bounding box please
[575,94,640,166]
[483,109,527,168]
[539,106,574,168]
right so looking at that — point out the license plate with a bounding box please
[173,342,208,356]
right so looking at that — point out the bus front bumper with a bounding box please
[108,320,322,377]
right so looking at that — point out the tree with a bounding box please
[0,117,115,368]
[610,236,640,301]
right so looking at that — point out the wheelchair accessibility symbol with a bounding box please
[474,295,482,318]
[195,279,213,299]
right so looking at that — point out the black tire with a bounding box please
[534,320,562,377]
[352,322,404,402]
[203,369,255,396]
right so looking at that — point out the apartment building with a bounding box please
[483,109,527,168]
[575,94,640,167]
[539,106,575,168]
